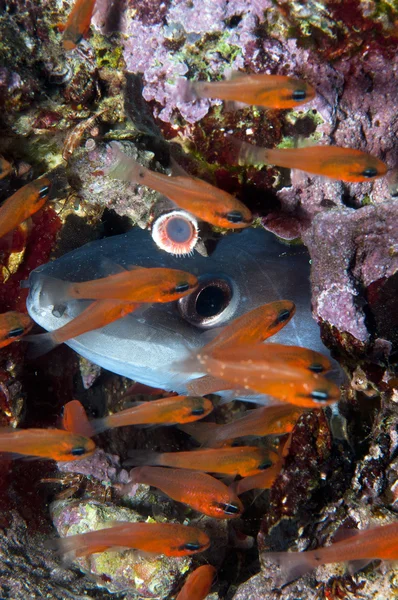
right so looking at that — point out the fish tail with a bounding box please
[103,141,147,183]
[228,137,269,167]
[263,550,318,586]
[86,416,110,436]
[178,422,215,447]
[123,450,162,468]
[25,332,58,359]
[177,77,200,102]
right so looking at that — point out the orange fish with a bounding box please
[0,176,51,240]
[0,311,33,349]
[89,395,214,435]
[56,521,210,558]
[63,0,96,50]
[45,266,198,304]
[62,400,94,438]
[27,299,140,358]
[236,139,387,182]
[105,142,252,229]
[180,403,304,448]
[182,74,315,109]
[263,522,398,585]
[0,155,12,180]
[195,346,339,408]
[202,301,296,355]
[125,445,273,477]
[176,565,216,600]
[0,427,95,461]
[209,343,332,375]
[124,466,243,519]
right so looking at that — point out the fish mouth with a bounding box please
[178,274,239,329]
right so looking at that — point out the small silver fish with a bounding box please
[26,228,341,394]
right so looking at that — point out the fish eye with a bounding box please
[71,446,87,456]
[191,407,205,416]
[276,309,292,324]
[309,363,325,373]
[292,89,307,101]
[310,389,330,402]
[226,210,244,224]
[217,502,241,515]
[178,276,236,329]
[259,459,273,470]
[361,167,378,178]
[7,327,25,338]
[175,281,190,293]
[38,184,50,198]
[178,542,201,551]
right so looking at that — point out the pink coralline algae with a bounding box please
[304,201,398,354]
[122,0,272,123]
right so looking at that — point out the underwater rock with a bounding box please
[0,509,118,599]
[51,499,191,598]
[304,201,398,356]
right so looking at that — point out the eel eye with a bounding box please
[175,282,190,293]
[292,89,307,101]
[7,327,25,338]
[178,276,235,328]
[227,210,244,223]
[361,167,378,178]
[71,447,86,456]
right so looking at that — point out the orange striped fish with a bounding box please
[63,0,96,50]
[176,565,216,600]
[182,74,315,109]
[45,266,198,304]
[124,466,243,519]
[125,445,273,477]
[0,176,51,240]
[202,301,296,355]
[0,311,33,349]
[27,299,140,358]
[56,521,210,558]
[89,395,214,435]
[263,522,398,586]
[180,403,303,447]
[0,427,95,461]
[62,400,94,438]
[236,139,387,182]
[105,142,252,229]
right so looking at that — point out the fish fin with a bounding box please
[224,100,247,112]
[25,332,59,359]
[99,257,129,276]
[176,77,198,103]
[332,527,360,544]
[39,275,72,307]
[347,559,373,575]
[123,450,161,468]
[264,551,318,586]
[169,156,190,178]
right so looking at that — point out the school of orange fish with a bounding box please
[0,0,394,597]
